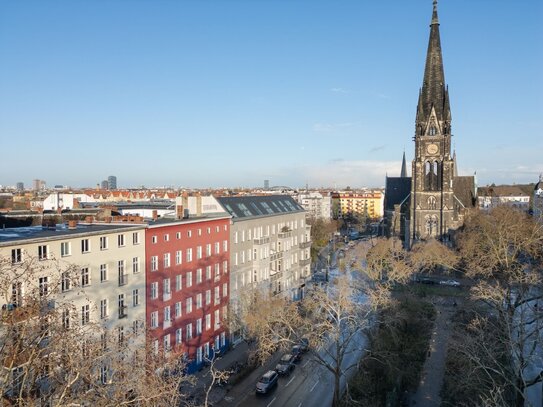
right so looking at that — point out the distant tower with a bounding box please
[16,182,24,192]
[264,179,270,190]
[101,180,109,190]
[32,179,45,191]
[107,176,117,190]
[400,152,408,177]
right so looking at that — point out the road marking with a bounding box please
[302,360,311,368]
[297,403,302,407]
[286,375,296,387]
[310,379,319,392]
[266,396,277,407]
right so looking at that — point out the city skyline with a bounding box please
[1,0,542,188]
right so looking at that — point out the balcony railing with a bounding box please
[300,258,311,267]
[270,251,283,261]
[299,241,312,249]
[278,231,292,239]
[118,274,129,286]
[118,306,128,319]
[254,236,270,245]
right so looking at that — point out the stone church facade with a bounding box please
[384,1,477,247]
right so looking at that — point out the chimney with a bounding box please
[68,220,77,229]
[152,210,158,221]
[176,205,184,220]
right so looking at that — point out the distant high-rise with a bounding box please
[264,179,270,190]
[101,180,108,190]
[32,179,45,191]
[107,176,117,190]
[16,182,24,191]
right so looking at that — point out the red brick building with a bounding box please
[145,215,230,372]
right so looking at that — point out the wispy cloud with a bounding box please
[312,122,355,133]
[369,145,386,153]
[330,87,350,94]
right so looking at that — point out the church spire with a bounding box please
[417,0,450,124]
[401,151,407,177]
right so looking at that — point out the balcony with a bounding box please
[270,251,283,261]
[278,231,292,239]
[118,306,128,319]
[299,241,312,249]
[118,274,129,287]
[300,258,311,267]
[254,236,270,245]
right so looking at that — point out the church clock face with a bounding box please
[426,143,439,155]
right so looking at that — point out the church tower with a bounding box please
[410,0,457,241]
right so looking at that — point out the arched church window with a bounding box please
[429,126,437,136]
[428,196,436,210]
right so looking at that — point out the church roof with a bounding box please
[417,0,451,124]
[453,176,477,208]
[385,177,412,211]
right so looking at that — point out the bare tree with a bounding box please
[456,206,543,406]
[0,254,189,406]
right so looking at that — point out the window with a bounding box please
[164,253,170,268]
[37,276,48,297]
[175,274,182,291]
[196,318,202,335]
[196,346,203,364]
[221,331,226,347]
[187,230,192,238]
[164,306,171,323]
[132,232,140,245]
[132,257,139,273]
[152,236,157,244]
[205,314,211,330]
[62,309,70,330]
[118,261,127,286]
[100,365,108,385]
[164,334,170,351]
[81,268,90,287]
[205,290,211,306]
[118,326,125,345]
[164,234,169,242]
[206,244,211,257]
[196,246,202,259]
[198,228,202,236]
[81,239,90,253]
[100,236,108,250]
[151,256,158,271]
[207,227,211,234]
[176,250,182,265]
[187,272,193,288]
[10,248,21,264]
[61,242,71,257]
[214,309,220,329]
[38,245,48,260]
[150,282,158,299]
[100,264,108,282]
[176,232,181,240]
[132,289,139,306]
[186,323,193,340]
[215,242,220,254]
[175,302,182,318]
[100,299,108,319]
[118,294,126,318]
[196,268,202,284]
[186,297,192,314]
[186,248,193,262]
[214,264,220,280]
[61,272,71,292]
[223,261,228,274]
[206,266,212,280]
[81,304,90,325]
[117,234,125,247]
[223,283,228,297]
[223,240,228,252]
[234,232,238,244]
[163,278,171,300]
[196,293,202,309]
[176,328,183,344]
[214,286,220,305]
[150,311,158,329]
[152,339,159,355]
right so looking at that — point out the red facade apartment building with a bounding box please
[145,215,230,372]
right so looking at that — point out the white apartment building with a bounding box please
[0,222,147,345]
[217,196,311,344]
[296,192,332,220]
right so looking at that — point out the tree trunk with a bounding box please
[515,374,525,407]
[333,371,341,407]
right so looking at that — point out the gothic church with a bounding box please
[384,1,477,246]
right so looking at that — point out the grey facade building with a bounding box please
[107,176,117,190]
[296,192,332,220]
[101,180,109,190]
[16,182,24,192]
[217,195,311,343]
[384,1,476,246]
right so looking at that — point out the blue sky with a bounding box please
[1,0,542,189]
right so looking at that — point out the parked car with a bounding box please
[275,354,296,375]
[439,279,460,287]
[299,338,309,352]
[256,370,279,394]
[291,345,304,361]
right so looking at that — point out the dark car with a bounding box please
[299,338,309,352]
[291,345,305,361]
[275,354,296,375]
[256,370,279,394]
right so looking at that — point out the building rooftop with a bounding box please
[217,195,304,219]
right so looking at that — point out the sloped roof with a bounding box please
[453,176,477,208]
[384,177,412,211]
[217,195,304,220]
